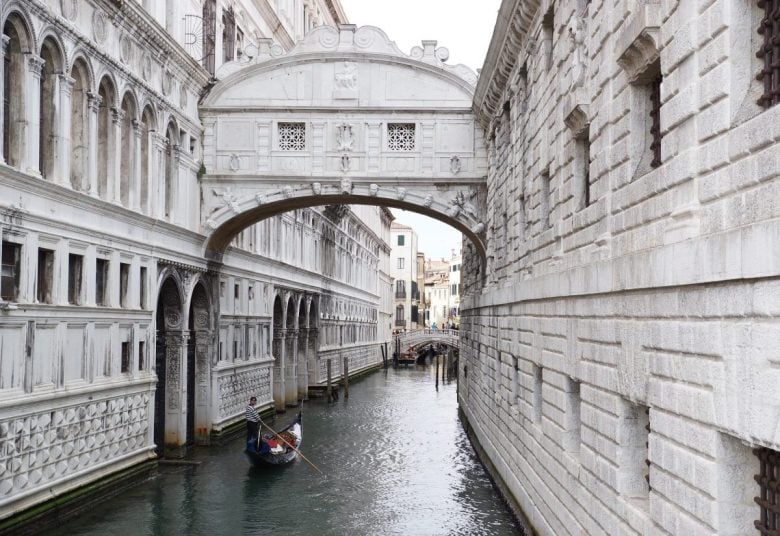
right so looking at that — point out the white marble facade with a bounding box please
[0,0,389,520]
[463,0,780,534]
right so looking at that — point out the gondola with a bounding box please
[244,412,302,467]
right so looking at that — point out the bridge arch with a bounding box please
[199,24,488,261]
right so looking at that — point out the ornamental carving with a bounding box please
[369,183,379,196]
[141,54,152,80]
[92,10,108,44]
[60,0,78,20]
[450,155,462,175]
[337,123,354,151]
[334,62,358,91]
[119,34,134,63]
[396,187,407,201]
[162,70,174,96]
[312,182,322,195]
[340,154,351,173]
[452,190,478,220]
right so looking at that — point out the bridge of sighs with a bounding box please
[199,24,489,260]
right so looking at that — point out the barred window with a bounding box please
[387,123,415,151]
[649,74,662,168]
[757,0,780,108]
[754,447,780,534]
[278,122,306,151]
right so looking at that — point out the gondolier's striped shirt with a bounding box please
[246,404,260,423]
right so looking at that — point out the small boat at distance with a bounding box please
[245,412,302,467]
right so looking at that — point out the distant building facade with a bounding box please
[390,222,419,330]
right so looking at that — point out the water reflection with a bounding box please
[60,365,522,536]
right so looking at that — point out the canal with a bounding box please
[58,364,523,535]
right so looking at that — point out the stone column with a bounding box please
[86,92,102,196]
[0,36,9,164]
[149,134,168,219]
[298,328,309,400]
[193,330,211,444]
[132,119,142,211]
[110,108,124,204]
[57,74,75,187]
[170,144,182,223]
[272,329,285,411]
[164,330,189,450]
[152,133,167,218]
[285,329,298,406]
[308,328,318,384]
[25,55,44,176]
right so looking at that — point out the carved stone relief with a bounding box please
[92,10,108,43]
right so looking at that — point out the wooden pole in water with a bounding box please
[343,356,349,398]
[443,352,447,383]
[326,358,332,402]
[435,354,439,390]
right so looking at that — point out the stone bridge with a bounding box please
[394,328,460,354]
[199,24,488,260]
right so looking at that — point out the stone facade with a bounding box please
[0,0,393,521]
[462,0,780,534]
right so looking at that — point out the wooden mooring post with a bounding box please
[442,352,447,384]
[435,354,439,390]
[342,356,349,398]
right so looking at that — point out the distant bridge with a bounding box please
[394,329,460,355]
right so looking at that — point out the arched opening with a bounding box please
[140,106,156,214]
[154,277,183,457]
[297,298,308,400]
[97,76,115,200]
[164,121,177,219]
[119,92,136,207]
[284,295,297,407]
[272,295,284,410]
[187,282,212,445]
[69,58,90,190]
[3,13,32,168]
[38,37,64,180]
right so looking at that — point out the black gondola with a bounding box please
[244,412,302,467]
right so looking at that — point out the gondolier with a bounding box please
[245,396,261,442]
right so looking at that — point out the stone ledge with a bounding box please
[615,3,662,83]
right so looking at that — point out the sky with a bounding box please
[338,0,502,260]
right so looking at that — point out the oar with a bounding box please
[259,420,322,475]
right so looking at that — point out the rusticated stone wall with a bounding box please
[462,0,780,534]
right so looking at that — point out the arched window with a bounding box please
[97,76,115,200]
[119,92,136,207]
[38,37,64,180]
[2,14,32,168]
[140,106,156,214]
[69,59,90,190]
[164,121,177,219]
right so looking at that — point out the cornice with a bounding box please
[250,0,295,50]
[323,0,348,24]
[473,0,542,127]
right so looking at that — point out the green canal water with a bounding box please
[59,364,523,536]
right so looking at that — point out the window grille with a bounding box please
[387,123,415,151]
[278,122,305,151]
[757,0,780,108]
[754,447,780,534]
[649,75,662,168]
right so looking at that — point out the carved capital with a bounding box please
[1,35,10,55]
[59,74,76,96]
[110,107,125,125]
[132,119,143,137]
[87,91,103,112]
[27,55,45,78]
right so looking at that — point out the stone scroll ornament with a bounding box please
[337,123,354,152]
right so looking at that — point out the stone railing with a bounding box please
[393,328,460,353]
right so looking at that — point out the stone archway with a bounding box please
[199,24,488,262]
